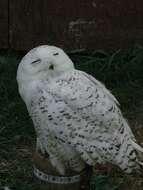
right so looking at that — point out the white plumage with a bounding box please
[17,45,143,175]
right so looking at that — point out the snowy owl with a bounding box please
[17,45,143,175]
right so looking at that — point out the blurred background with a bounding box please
[0,1,143,190]
[1,0,143,51]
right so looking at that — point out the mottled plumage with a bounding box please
[17,45,143,175]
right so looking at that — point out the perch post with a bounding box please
[33,151,91,190]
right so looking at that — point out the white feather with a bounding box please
[4,187,11,190]
[130,139,143,152]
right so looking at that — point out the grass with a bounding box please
[0,45,143,189]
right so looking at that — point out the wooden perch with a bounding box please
[33,151,92,190]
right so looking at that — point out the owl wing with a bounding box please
[81,71,120,105]
[30,70,140,173]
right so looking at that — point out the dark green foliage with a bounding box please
[0,51,34,145]
[0,51,35,189]
[90,175,124,190]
